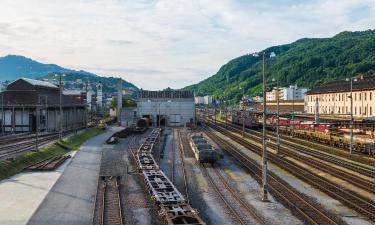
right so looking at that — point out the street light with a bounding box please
[346,77,358,154]
[253,51,276,201]
[272,78,280,154]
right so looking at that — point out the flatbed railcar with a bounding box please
[135,128,205,224]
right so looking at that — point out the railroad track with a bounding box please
[0,134,59,159]
[94,176,123,225]
[0,128,84,160]
[177,129,190,202]
[210,119,375,193]
[171,129,175,183]
[205,123,375,221]
[203,127,343,225]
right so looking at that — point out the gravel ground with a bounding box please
[118,133,162,225]
[214,130,374,225]
[166,128,242,225]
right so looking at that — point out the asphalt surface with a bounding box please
[27,128,117,225]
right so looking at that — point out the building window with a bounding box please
[359,93,361,101]
[370,92,372,101]
[342,94,344,101]
[371,107,373,116]
[365,93,367,101]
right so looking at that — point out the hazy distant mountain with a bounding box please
[0,55,137,92]
[0,55,67,80]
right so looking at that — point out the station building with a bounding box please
[136,90,195,127]
[305,75,375,118]
[0,78,87,133]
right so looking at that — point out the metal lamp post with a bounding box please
[291,85,297,135]
[252,51,275,201]
[239,87,245,137]
[272,78,280,154]
[346,77,357,154]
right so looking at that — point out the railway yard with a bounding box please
[0,115,374,225]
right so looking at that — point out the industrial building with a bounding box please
[305,75,375,118]
[0,78,87,133]
[136,90,195,126]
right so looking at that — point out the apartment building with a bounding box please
[305,76,375,118]
[266,85,308,101]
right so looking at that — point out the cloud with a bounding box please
[0,0,374,90]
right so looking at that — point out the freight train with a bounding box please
[268,117,375,155]
[189,133,221,163]
[135,129,205,224]
[228,111,261,129]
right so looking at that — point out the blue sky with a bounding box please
[0,0,374,90]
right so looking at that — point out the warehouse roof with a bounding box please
[138,90,194,99]
[20,78,58,89]
[2,78,85,107]
[306,75,375,95]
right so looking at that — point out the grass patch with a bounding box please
[0,128,104,181]
[60,128,105,150]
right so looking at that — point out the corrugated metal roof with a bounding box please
[21,78,58,89]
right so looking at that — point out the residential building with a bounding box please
[266,85,308,101]
[305,75,375,118]
[136,90,195,126]
[195,95,213,105]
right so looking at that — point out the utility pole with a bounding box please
[117,79,122,126]
[85,81,89,129]
[291,85,295,135]
[350,79,354,154]
[276,81,280,154]
[1,92,3,134]
[315,96,319,123]
[239,87,245,137]
[36,103,39,151]
[58,74,63,141]
[261,51,268,201]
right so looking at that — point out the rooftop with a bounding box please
[138,90,194,99]
[306,75,375,95]
[19,78,58,89]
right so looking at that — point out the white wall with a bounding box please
[137,99,195,126]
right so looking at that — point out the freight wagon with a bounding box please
[189,133,221,163]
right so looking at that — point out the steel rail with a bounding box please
[204,127,341,225]
[206,122,375,221]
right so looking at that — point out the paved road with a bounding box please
[27,127,118,225]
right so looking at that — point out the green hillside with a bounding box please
[184,30,375,103]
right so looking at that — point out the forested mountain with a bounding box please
[0,55,137,92]
[184,30,375,103]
